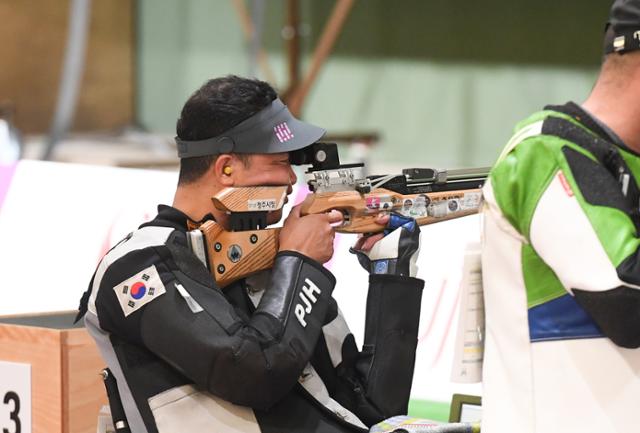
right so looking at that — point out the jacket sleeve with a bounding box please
[491,135,640,348]
[311,274,424,426]
[94,230,336,410]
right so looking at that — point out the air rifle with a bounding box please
[188,143,489,287]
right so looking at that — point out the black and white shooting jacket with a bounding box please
[79,205,424,433]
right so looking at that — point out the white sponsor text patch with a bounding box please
[248,199,277,211]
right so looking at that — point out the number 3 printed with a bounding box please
[3,391,20,433]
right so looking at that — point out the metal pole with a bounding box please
[248,0,266,78]
[288,0,355,116]
[281,0,300,103]
[42,0,92,161]
[231,0,276,83]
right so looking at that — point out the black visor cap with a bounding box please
[175,99,326,158]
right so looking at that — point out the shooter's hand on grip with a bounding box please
[278,205,344,264]
[350,213,421,277]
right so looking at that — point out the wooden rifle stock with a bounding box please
[195,176,485,287]
[199,186,287,287]
[199,220,280,288]
[299,188,481,234]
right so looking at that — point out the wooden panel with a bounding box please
[0,0,134,133]
[200,220,280,288]
[0,324,63,433]
[62,328,107,433]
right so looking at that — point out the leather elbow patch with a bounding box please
[260,252,335,332]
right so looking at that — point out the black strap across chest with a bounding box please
[541,114,640,230]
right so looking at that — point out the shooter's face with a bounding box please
[232,152,297,225]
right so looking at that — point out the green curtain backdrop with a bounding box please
[137,0,606,168]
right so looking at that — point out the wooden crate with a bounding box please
[0,311,107,433]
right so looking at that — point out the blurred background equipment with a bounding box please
[0,0,146,167]
[42,0,92,161]
[0,102,22,164]
[0,0,134,134]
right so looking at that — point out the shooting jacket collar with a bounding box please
[140,205,215,232]
[545,101,640,157]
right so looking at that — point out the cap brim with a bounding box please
[176,98,326,158]
[262,117,326,154]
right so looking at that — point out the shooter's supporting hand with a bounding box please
[350,213,421,277]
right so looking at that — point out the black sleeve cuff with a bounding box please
[366,274,424,338]
[358,274,424,417]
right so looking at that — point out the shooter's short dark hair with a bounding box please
[176,75,278,185]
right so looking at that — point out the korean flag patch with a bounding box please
[113,265,166,317]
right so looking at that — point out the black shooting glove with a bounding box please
[349,213,421,277]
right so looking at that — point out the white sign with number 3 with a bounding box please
[0,361,31,433]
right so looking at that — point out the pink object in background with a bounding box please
[0,163,17,212]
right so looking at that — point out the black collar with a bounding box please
[545,101,640,157]
[139,205,215,232]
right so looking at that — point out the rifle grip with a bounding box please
[199,221,280,288]
[299,191,386,234]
